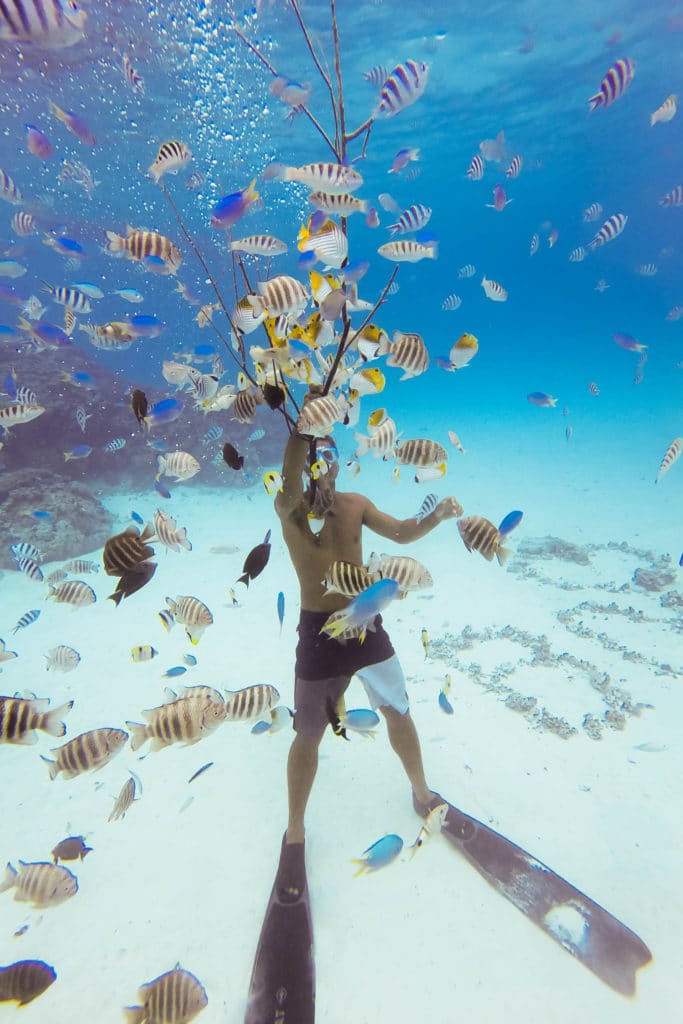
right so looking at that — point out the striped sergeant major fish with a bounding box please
[390,438,448,468]
[11,211,35,235]
[373,60,430,119]
[587,58,635,111]
[274,161,363,195]
[481,275,508,302]
[387,203,432,237]
[308,191,367,215]
[0,861,77,908]
[152,508,191,553]
[126,696,224,752]
[655,437,682,484]
[650,94,677,127]
[253,274,310,317]
[0,0,87,48]
[104,227,182,272]
[0,168,23,204]
[377,240,437,263]
[164,595,213,644]
[385,331,430,379]
[414,493,438,524]
[223,684,280,722]
[457,515,511,566]
[366,552,434,591]
[363,64,389,89]
[42,727,128,779]
[587,213,628,250]
[0,694,72,745]
[103,437,126,453]
[15,385,37,405]
[16,557,43,583]
[123,966,207,1024]
[11,609,41,634]
[201,424,223,445]
[466,154,484,180]
[63,307,76,335]
[40,281,92,312]
[230,234,288,256]
[582,202,603,222]
[322,560,378,597]
[108,775,137,822]
[0,403,45,429]
[505,155,523,179]
[658,184,683,208]
[10,541,42,563]
[47,580,96,607]
[148,140,192,184]
[0,958,56,1004]
[122,54,144,93]
[569,246,586,263]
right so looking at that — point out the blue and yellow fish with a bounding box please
[352,834,404,877]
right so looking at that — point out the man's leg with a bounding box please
[286,673,350,844]
[380,705,435,806]
[286,729,325,844]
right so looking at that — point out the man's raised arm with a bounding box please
[274,429,310,518]
[275,387,323,518]
[362,495,463,544]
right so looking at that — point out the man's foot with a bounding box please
[275,832,307,905]
[413,790,448,818]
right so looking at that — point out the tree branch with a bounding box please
[231,23,338,159]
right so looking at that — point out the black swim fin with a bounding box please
[245,834,315,1024]
[414,793,652,996]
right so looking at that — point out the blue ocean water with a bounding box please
[1,0,682,1021]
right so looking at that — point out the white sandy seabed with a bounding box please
[0,461,681,1024]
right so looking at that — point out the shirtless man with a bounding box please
[274,400,462,884]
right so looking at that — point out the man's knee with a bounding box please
[291,724,327,747]
[379,704,410,723]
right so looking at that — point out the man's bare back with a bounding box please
[275,425,463,617]
[278,490,368,612]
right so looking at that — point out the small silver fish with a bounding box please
[108,776,138,821]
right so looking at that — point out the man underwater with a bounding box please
[273,388,462,898]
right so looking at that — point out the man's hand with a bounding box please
[433,496,464,522]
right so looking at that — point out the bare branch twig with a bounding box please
[330,0,345,154]
[321,265,399,395]
[160,182,258,384]
[231,24,338,158]
[289,0,340,156]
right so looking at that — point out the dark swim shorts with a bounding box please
[293,610,408,736]
[295,610,395,681]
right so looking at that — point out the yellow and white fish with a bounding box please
[263,470,284,495]
[409,802,448,857]
[349,366,385,398]
[298,219,348,269]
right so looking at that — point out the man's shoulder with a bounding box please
[335,490,367,509]
[334,490,368,522]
